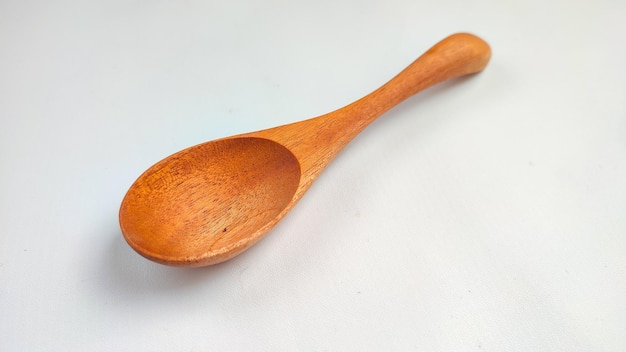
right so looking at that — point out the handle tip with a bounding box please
[432,32,492,75]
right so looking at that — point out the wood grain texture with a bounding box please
[119,33,491,267]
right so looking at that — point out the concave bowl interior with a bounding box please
[119,137,301,265]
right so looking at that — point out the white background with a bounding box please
[1,0,625,350]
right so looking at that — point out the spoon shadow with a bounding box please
[98,228,233,297]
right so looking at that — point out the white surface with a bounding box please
[1,0,625,350]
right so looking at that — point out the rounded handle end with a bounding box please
[427,32,492,77]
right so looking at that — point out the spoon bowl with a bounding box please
[120,33,491,267]
[120,137,301,265]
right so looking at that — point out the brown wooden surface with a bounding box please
[119,33,491,267]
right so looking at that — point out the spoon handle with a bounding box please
[253,33,490,188]
[350,32,491,121]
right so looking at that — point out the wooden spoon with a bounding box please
[119,33,491,267]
